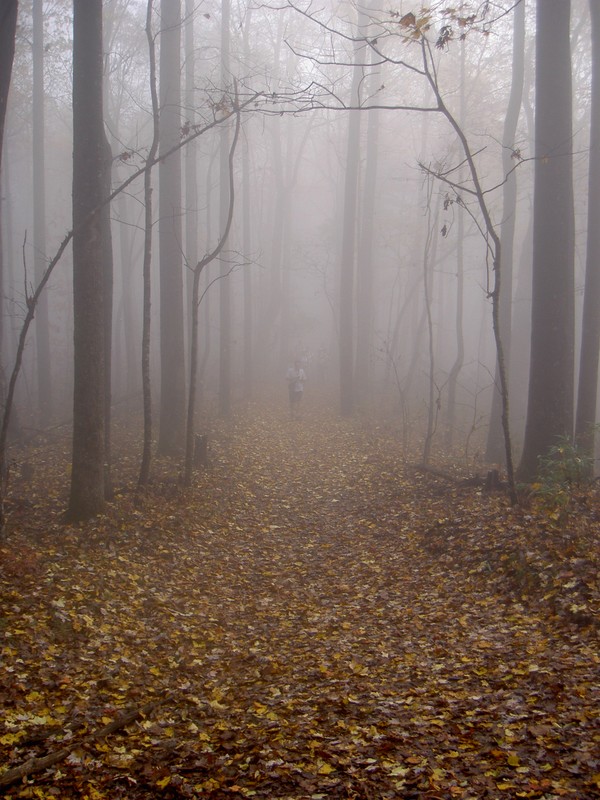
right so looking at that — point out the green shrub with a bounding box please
[532,437,593,521]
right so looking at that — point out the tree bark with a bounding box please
[486,0,526,463]
[218,0,232,417]
[575,0,600,461]
[138,0,160,487]
[158,0,186,453]
[355,36,380,406]
[0,0,18,372]
[518,0,574,481]
[67,0,106,521]
[32,0,53,427]
[339,22,365,417]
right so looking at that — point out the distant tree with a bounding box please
[443,38,467,448]
[185,104,241,486]
[67,0,108,520]
[184,0,199,368]
[219,0,232,417]
[486,0,526,463]
[355,31,380,406]
[139,0,160,487]
[575,0,600,461]
[101,132,115,499]
[339,16,365,417]
[158,0,186,452]
[32,0,53,426]
[518,0,574,481]
[241,7,254,399]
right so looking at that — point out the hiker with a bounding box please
[286,359,306,419]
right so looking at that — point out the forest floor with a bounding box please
[0,398,599,799]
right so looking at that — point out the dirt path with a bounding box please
[1,403,598,798]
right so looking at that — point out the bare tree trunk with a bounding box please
[0,0,18,530]
[218,0,232,417]
[444,39,466,449]
[32,0,52,427]
[184,107,240,485]
[355,43,380,407]
[138,0,160,487]
[184,0,198,369]
[575,0,600,461]
[339,20,365,417]
[422,184,440,465]
[519,0,574,481]
[241,8,253,399]
[486,0,526,463]
[158,0,186,453]
[101,133,114,499]
[67,0,106,521]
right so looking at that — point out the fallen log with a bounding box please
[412,463,505,491]
[0,699,160,788]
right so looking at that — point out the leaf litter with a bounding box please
[0,403,598,798]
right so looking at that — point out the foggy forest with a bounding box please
[0,1,598,798]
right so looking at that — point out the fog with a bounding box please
[1,0,594,468]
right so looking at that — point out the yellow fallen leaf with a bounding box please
[317,761,336,775]
[0,731,26,745]
[156,775,171,788]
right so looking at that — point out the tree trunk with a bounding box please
[185,0,198,370]
[422,185,441,466]
[355,42,380,407]
[575,0,600,461]
[486,0,526,463]
[138,0,160,487]
[101,133,114,500]
[67,0,106,521]
[339,24,365,417]
[0,0,18,372]
[518,0,574,481]
[241,7,254,399]
[444,40,467,448]
[218,0,232,417]
[32,0,52,427]
[158,0,186,453]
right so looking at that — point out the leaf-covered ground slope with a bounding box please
[1,402,599,798]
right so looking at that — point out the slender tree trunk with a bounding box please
[138,0,160,487]
[101,133,114,499]
[67,0,106,521]
[339,24,365,417]
[0,0,18,370]
[422,185,440,465]
[218,0,232,417]
[355,46,380,406]
[518,0,574,481]
[575,0,600,461]
[241,8,253,399]
[116,183,137,399]
[185,108,240,485]
[444,40,467,448]
[32,0,52,426]
[158,0,186,453]
[185,0,198,367]
[0,0,18,529]
[486,0,526,463]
